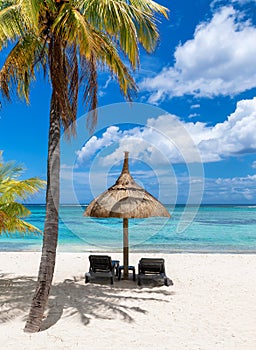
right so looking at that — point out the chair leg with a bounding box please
[164,277,173,286]
[85,274,90,283]
[118,267,121,281]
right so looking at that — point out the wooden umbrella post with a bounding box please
[123,218,129,279]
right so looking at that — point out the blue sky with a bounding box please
[1,0,256,205]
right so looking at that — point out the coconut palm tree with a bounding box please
[0,0,168,332]
[0,154,45,234]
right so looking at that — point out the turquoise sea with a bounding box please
[1,205,256,253]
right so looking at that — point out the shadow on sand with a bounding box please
[0,273,174,331]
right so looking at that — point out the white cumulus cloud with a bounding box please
[76,126,122,164]
[76,97,256,165]
[140,6,256,103]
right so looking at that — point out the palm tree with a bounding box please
[0,0,168,332]
[0,154,45,234]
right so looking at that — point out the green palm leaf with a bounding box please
[0,160,45,235]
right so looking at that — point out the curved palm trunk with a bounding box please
[24,95,60,333]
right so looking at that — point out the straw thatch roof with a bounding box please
[84,152,170,219]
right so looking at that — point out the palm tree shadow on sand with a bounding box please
[0,274,174,331]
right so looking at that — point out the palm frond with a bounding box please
[80,54,98,132]
[79,0,169,68]
[20,0,41,34]
[129,0,169,18]
[0,202,31,218]
[0,0,42,45]
[0,208,41,234]
[52,3,96,58]
[0,161,45,235]
[80,0,139,68]
[0,2,23,45]
[0,177,45,203]
[78,30,137,131]
[0,161,23,181]
[93,32,137,98]
[0,33,45,101]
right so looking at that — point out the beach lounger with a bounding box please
[137,258,173,286]
[85,255,119,284]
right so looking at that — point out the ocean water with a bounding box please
[1,204,256,253]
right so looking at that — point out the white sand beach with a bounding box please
[0,252,256,350]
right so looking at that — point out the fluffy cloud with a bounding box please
[231,0,256,3]
[204,174,256,201]
[76,126,122,164]
[76,97,256,165]
[77,114,203,167]
[198,97,256,161]
[140,6,256,103]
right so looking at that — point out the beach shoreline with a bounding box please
[0,251,256,349]
[1,245,256,254]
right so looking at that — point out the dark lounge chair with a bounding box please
[137,258,173,286]
[85,255,119,285]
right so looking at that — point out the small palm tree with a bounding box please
[0,154,45,234]
[0,0,168,332]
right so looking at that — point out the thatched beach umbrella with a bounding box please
[84,152,170,279]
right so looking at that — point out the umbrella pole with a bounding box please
[123,218,129,279]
